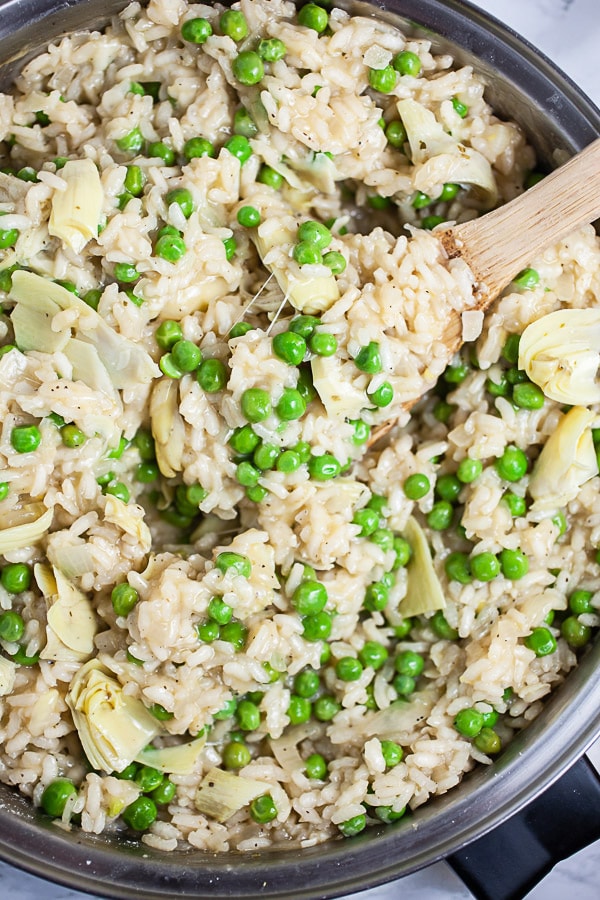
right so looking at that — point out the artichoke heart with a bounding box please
[397,98,497,208]
[66,660,161,773]
[195,767,269,822]
[0,505,53,554]
[0,657,17,696]
[528,406,598,513]
[311,354,366,419]
[518,308,600,405]
[399,516,446,617]
[48,158,103,254]
[150,377,185,478]
[36,563,97,662]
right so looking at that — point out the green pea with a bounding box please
[297,220,332,250]
[451,96,468,118]
[0,225,19,249]
[222,621,249,650]
[0,610,25,642]
[82,287,102,310]
[258,38,286,62]
[117,762,139,780]
[229,323,253,341]
[11,424,41,453]
[288,694,312,724]
[385,119,407,147]
[170,339,201,373]
[135,462,158,483]
[292,441,312,465]
[512,382,545,410]
[205,597,232,626]
[16,167,38,183]
[454,707,484,737]
[232,51,264,86]
[124,164,146,196]
[122,796,157,831]
[181,17,212,43]
[501,334,521,365]
[292,580,327,615]
[111,583,139,616]
[215,552,251,580]
[223,740,251,770]
[297,3,329,32]
[0,482,8,501]
[304,753,327,779]
[432,399,454,423]
[368,66,398,93]
[421,214,445,230]
[197,620,220,642]
[0,562,30,595]
[439,182,460,202]
[358,641,388,671]
[166,188,194,219]
[276,388,306,421]
[114,262,139,283]
[289,315,321,339]
[395,650,424,678]
[155,232,187,264]
[499,548,529,580]
[155,320,183,350]
[12,646,40,666]
[236,699,261,731]
[561,615,592,648]
[430,610,459,641]
[470,552,501,582]
[525,171,545,189]
[426,501,453,531]
[233,108,257,138]
[257,164,284,189]
[513,267,540,289]
[412,191,431,210]
[352,507,379,537]
[457,458,483,483]
[335,656,363,682]
[445,551,472,584]
[236,460,260,487]
[503,492,526,517]
[354,341,382,374]
[302,610,332,641]
[401,473,429,500]
[228,424,260,455]
[116,128,143,154]
[381,740,403,768]
[293,241,322,265]
[524,626,557,657]
[135,766,164,793]
[294,668,320,698]
[241,388,271,423]
[250,793,277,824]
[276,450,301,473]
[569,590,594,615]
[552,510,567,538]
[213,698,237,721]
[220,9,248,41]
[41,779,77,817]
[369,528,393,552]
[253,442,281,471]
[320,249,346,273]
[197,357,227,392]
[375,805,406,824]
[133,429,156,461]
[183,137,215,160]
[148,141,175,166]
[314,694,341,721]
[369,381,394,407]
[308,331,337,357]
[237,205,261,227]
[272,331,306,367]
[308,453,341,480]
[495,445,528,482]
[392,50,421,76]
[363,581,389,612]
[474,727,502,755]
[338,813,367,837]
[151,779,177,805]
[246,484,269,503]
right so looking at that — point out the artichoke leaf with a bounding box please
[48,158,104,254]
[36,563,97,661]
[528,406,598,513]
[135,734,207,774]
[361,687,440,741]
[0,656,17,696]
[150,377,185,478]
[9,271,160,390]
[11,293,70,354]
[311,354,366,419]
[0,505,53,554]
[104,495,151,553]
[399,516,446,617]
[397,98,497,208]
[66,660,161,773]
[519,308,600,405]
[195,767,269,822]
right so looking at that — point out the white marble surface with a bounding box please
[0,1,599,898]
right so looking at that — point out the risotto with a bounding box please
[0,0,598,854]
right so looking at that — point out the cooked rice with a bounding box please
[0,0,598,854]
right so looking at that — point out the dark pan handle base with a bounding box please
[447,755,600,900]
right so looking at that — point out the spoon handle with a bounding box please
[441,137,600,305]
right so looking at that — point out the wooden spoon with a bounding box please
[370,136,600,444]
